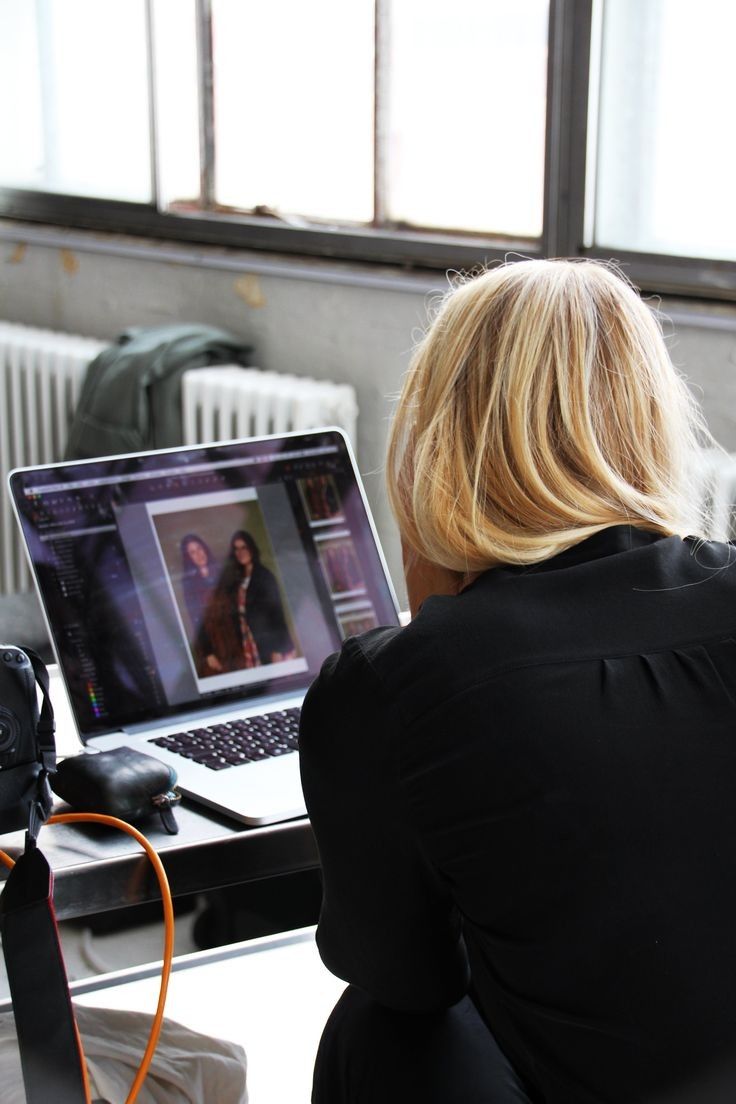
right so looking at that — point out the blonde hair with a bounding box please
[387,258,713,572]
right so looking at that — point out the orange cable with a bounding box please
[1,814,175,1104]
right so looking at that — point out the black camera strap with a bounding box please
[0,648,88,1104]
[26,648,56,800]
[0,844,88,1103]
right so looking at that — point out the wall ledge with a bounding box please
[0,219,446,297]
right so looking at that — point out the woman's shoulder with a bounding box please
[300,625,411,721]
[324,615,469,678]
[310,626,405,693]
[304,602,501,722]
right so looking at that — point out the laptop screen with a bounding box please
[10,429,399,737]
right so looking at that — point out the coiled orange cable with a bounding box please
[0,812,175,1104]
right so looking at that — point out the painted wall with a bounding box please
[662,308,736,449]
[1,227,735,602]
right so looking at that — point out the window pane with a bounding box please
[0,0,152,202]
[386,0,549,238]
[152,0,201,208]
[593,0,736,262]
[212,0,374,223]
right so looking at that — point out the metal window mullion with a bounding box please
[582,245,736,300]
[195,0,217,210]
[542,0,594,258]
[4,187,736,295]
[583,0,604,247]
[373,0,391,227]
[144,0,161,208]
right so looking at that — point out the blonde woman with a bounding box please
[299,260,736,1104]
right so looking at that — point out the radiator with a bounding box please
[0,321,359,597]
[0,322,106,594]
[182,365,358,447]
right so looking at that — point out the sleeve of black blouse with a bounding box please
[298,633,470,1012]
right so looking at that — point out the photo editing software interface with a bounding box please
[12,432,398,737]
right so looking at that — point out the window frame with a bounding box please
[0,0,734,301]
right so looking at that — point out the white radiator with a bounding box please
[182,365,358,448]
[0,322,106,594]
[0,321,359,597]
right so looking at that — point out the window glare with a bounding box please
[386,0,549,238]
[212,0,375,224]
[0,1,44,188]
[0,0,732,278]
[594,0,736,262]
[152,0,200,208]
[0,0,152,202]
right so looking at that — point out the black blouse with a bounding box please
[299,526,736,1104]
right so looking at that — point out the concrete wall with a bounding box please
[661,306,736,449]
[1,223,736,601]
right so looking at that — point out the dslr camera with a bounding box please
[0,645,55,836]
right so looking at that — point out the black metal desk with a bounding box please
[0,668,319,921]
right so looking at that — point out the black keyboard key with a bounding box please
[248,747,270,760]
[192,750,222,764]
[148,706,302,765]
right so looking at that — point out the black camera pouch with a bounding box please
[51,747,181,834]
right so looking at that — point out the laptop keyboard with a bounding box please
[149,706,301,771]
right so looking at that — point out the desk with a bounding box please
[0,668,319,921]
[0,928,345,1104]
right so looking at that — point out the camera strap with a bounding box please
[0,648,89,1104]
[0,843,89,1104]
[26,648,56,794]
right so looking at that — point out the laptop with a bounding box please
[9,428,400,825]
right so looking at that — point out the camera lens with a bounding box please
[0,708,19,755]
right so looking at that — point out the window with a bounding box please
[211,0,375,224]
[0,0,734,299]
[590,0,736,263]
[0,0,152,201]
[383,0,548,238]
[0,0,548,239]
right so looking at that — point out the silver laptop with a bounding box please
[9,428,400,825]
